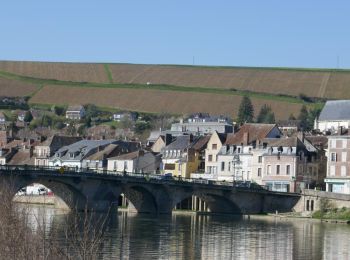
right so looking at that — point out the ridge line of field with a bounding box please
[1,60,350,73]
[0,70,322,106]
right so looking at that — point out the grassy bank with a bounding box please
[312,207,350,221]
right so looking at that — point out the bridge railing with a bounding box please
[0,165,270,192]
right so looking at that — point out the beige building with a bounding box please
[325,134,350,194]
[204,131,227,177]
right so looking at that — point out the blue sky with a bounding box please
[1,1,350,68]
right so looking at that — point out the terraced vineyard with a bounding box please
[3,60,350,119]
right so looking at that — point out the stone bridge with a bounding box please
[0,166,300,214]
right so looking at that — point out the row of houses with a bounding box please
[149,123,327,193]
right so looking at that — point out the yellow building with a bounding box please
[162,135,209,178]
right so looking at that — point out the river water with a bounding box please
[26,206,350,260]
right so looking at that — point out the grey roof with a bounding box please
[52,139,117,161]
[67,105,84,112]
[319,100,350,121]
[164,135,194,150]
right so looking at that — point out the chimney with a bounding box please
[138,150,144,157]
[243,132,249,146]
[338,126,343,135]
[165,134,172,145]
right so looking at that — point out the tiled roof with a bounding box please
[319,100,350,121]
[108,150,140,160]
[191,135,210,151]
[164,135,193,150]
[86,144,119,160]
[262,137,299,147]
[225,123,278,145]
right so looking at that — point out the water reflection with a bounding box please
[21,205,350,260]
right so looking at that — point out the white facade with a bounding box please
[315,120,350,133]
[107,159,134,172]
[217,145,254,182]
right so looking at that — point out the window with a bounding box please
[331,140,336,148]
[276,165,280,175]
[286,165,290,175]
[258,156,262,163]
[258,168,262,177]
[341,166,347,177]
[267,165,271,175]
[208,155,213,162]
[212,144,217,150]
[164,164,175,170]
[330,165,335,176]
[221,162,225,171]
[342,152,347,162]
[237,147,241,153]
[228,162,231,171]
[331,153,337,162]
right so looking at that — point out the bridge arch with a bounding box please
[10,178,87,211]
[174,191,242,214]
[122,184,173,214]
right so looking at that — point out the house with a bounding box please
[161,135,202,178]
[277,120,300,136]
[203,131,227,178]
[150,134,173,153]
[315,100,350,133]
[262,134,325,193]
[82,144,121,170]
[146,130,162,147]
[34,135,82,166]
[66,105,85,120]
[48,139,117,168]
[325,132,350,194]
[170,114,233,135]
[113,112,137,122]
[17,110,26,122]
[107,150,161,173]
[216,124,282,182]
[49,139,141,169]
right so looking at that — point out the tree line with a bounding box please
[237,96,322,131]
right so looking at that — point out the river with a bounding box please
[25,205,350,260]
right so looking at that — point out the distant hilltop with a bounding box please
[1,60,346,119]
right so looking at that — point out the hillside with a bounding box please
[0,60,344,119]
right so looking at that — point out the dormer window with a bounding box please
[69,152,74,158]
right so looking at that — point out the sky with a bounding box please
[1,1,350,68]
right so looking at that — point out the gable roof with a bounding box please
[191,135,210,151]
[319,100,350,121]
[164,135,193,150]
[225,123,279,145]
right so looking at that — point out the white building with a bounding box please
[315,100,350,133]
[107,150,161,173]
[66,105,85,120]
[216,124,282,182]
